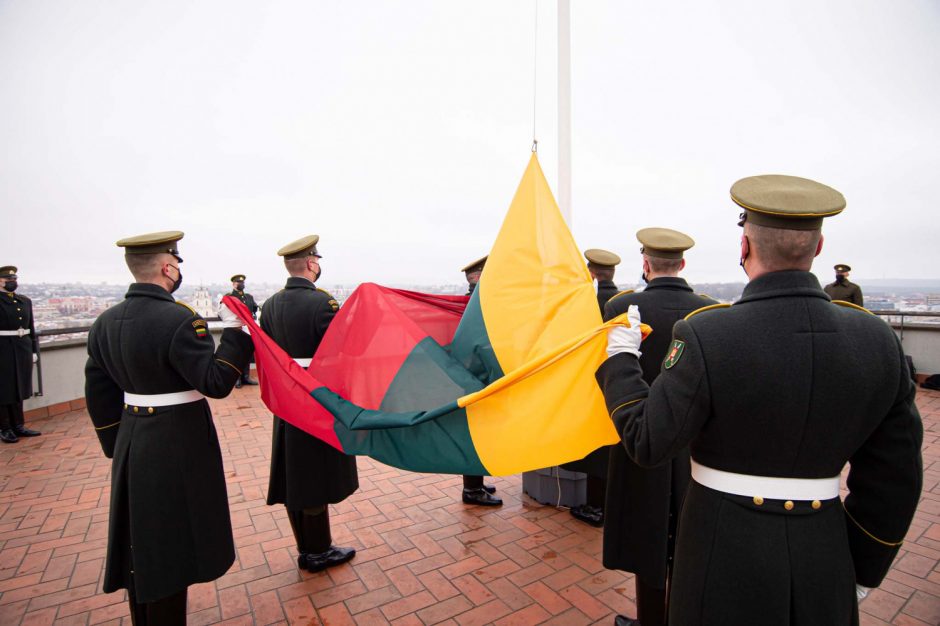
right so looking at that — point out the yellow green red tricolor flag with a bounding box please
[225,153,647,475]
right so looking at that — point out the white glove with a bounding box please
[855,584,870,601]
[607,304,643,359]
[218,301,245,329]
[32,353,38,363]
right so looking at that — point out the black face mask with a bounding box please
[739,236,750,276]
[3,280,16,292]
[640,273,649,285]
[170,271,182,294]
[313,263,322,283]
[835,274,846,284]
[234,282,245,291]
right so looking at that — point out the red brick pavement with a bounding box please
[1,387,938,625]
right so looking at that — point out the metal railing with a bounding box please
[870,310,940,341]
[25,311,938,398]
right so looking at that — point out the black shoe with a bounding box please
[0,429,18,444]
[483,483,496,494]
[614,616,640,626]
[570,504,604,527]
[301,546,356,572]
[13,426,40,437]
[242,378,258,386]
[235,380,242,389]
[462,487,502,506]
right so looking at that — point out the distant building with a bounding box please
[189,286,215,318]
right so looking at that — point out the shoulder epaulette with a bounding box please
[831,300,874,315]
[607,289,635,305]
[684,303,731,321]
[175,300,198,316]
[316,287,334,298]
[697,293,713,299]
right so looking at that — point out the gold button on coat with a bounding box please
[147,407,154,414]
[812,500,821,510]
[753,496,764,506]
[784,501,794,511]
[133,406,138,413]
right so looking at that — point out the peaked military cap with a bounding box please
[461,255,488,273]
[834,264,852,272]
[116,231,184,262]
[278,235,320,260]
[732,175,845,231]
[230,274,246,283]
[636,228,695,259]
[584,249,621,268]
[0,266,17,277]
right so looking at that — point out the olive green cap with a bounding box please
[584,249,621,268]
[461,255,488,273]
[636,228,695,260]
[116,231,184,261]
[731,175,845,231]
[231,274,246,283]
[834,264,851,272]
[0,266,17,277]
[278,235,321,260]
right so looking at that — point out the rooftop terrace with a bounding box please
[1,387,938,625]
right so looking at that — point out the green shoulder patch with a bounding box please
[663,339,686,369]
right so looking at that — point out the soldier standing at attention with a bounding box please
[458,255,502,506]
[84,231,253,625]
[229,273,259,388]
[563,248,622,526]
[0,265,41,443]
[824,263,864,306]
[596,176,922,624]
[263,235,359,571]
[602,229,716,626]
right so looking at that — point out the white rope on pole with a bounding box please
[558,0,572,226]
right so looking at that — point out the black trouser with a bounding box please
[127,588,187,626]
[636,575,667,626]
[286,505,332,555]
[586,474,605,509]
[0,402,24,430]
[463,475,483,489]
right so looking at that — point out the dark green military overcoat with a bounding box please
[85,283,253,603]
[596,271,922,625]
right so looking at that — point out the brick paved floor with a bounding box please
[1,386,938,625]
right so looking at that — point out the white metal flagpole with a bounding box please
[557,0,572,227]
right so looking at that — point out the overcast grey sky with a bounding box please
[2,1,938,286]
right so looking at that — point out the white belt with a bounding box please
[124,390,205,407]
[293,357,312,367]
[0,329,30,337]
[691,460,840,501]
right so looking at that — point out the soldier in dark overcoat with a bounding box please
[563,248,623,526]
[84,231,253,625]
[824,263,864,306]
[596,176,923,625]
[0,265,41,443]
[601,229,715,626]
[263,234,359,571]
[229,273,259,387]
[457,255,503,506]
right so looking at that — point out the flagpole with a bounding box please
[557,0,572,227]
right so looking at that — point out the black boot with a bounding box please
[292,507,356,572]
[570,504,603,527]
[614,616,640,626]
[0,429,18,444]
[13,425,40,437]
[483,483,496,494]
[241,371,258,386]
[462,487,502,506]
